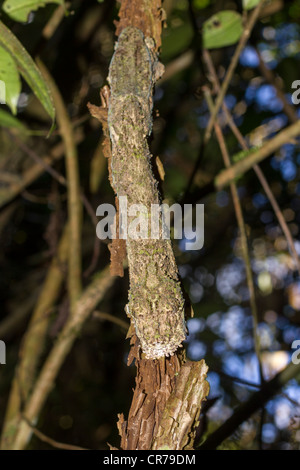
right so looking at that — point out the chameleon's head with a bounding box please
[129,306,187,360]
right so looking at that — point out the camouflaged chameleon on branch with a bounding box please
[107,27,186,359]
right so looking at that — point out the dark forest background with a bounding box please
[0,0,300,450]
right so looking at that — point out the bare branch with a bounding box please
[215,119,300,189]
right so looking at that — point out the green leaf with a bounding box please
[0,45,21,114]
[203,11,243,49]
[0,108,26,131]
[242,0,261,10]
[193,0,210,9]
[2,0,64,23]
[0,21,55,121]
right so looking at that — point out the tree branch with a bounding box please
[215,119,300,189]
[38,60,83,313]
[200,361,300,449]
[204,88,264,384]
[204,1,265,143]
[0,225,69,450]
[203,48,300,273]
[7,266,115,450]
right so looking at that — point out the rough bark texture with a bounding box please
[115,0,164,50]
[118,346,209,450]
[108,26,186,359]
[89,0,209,450]
[152,360,209,450]
[118,337,183,450]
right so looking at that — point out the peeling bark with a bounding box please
[117,335,183,450]
[89,0,210,451]
[152,360,209,450]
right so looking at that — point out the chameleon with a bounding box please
[107,26,186,360]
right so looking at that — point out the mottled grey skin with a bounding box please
[108,27,186,359]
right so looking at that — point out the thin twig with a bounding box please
[281,392,300,408]
[38,60,83,313]
[200,361,300,449]
[9,130,101,277]
[181,2,207,200]
[0,292,38,341]
[215,118,300,189]
[7,130,66,185]
[93,310,129,331]
[204,88,264,385]
[157,50,194,85]
[21,415,88,450]
[203,49,300,273]
[0,226,69,450]
[10,266,115,450]
[83,236,101,278]
[254,165,300,273]
[42,2,69,40]
[0,131,83,209]
[204,1,265,143]
[213,369,260,389]
[184,1,264,197]
[257,48,298,124]
[9,132,98,225]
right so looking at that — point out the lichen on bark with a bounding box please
[107,26,187,359]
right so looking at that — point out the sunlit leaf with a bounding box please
[2,0,64,23]
[203,11,243,49]
[0,45,21,114]
[242,0,261,10]
[0,21,55,121]
[0,108,26,131]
